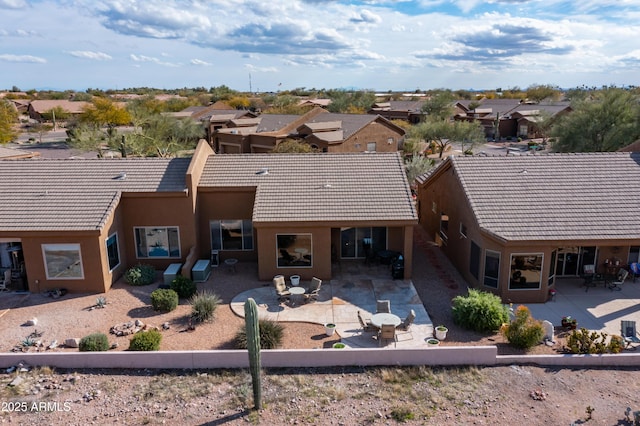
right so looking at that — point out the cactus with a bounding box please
[244,297,261,409]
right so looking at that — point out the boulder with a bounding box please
[64,338,80,348]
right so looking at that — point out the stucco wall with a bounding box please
[329,121,401,153]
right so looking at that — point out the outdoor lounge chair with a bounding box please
[304,277,322,303]
[378,323,397,347]
[398,309,416,331]
[358,310,377,333]
[621,320,640,350]
[273,275,291,303]
[608,269,629,291]
[376,299,391,314]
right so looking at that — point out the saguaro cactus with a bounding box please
[244,297,261,409]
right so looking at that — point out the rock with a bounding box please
[65,338,80,348]
[110,342,119,349]
[25,318,38,326]
[135,319,144,327]
[162,322,170,330]
[9,376,25,387]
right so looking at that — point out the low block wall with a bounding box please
[0,346,497,370]
[3,347,640,370]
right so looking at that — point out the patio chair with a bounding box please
[304,277,322,303]
[621,320,640,350]
[0,269,10,291]
[273,275,291,303]
[378,323,397,347]
[357,310,377,334]
[376,299,391,314]
[608,268,629,291]
[398,309,416,331]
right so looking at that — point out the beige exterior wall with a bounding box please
[327,121,401,153]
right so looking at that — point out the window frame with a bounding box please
[483,249,500,289]
[134,226,181,259]
[210,220,254,251]
[276,233,312,268]
[42,243,85,280]
[106,233,120,272]
[509,252,544,290]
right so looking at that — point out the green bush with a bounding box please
[129,330,162,351]
[500,305,544,350]
[170,275,197,299]
[150,288,178,312]
[451,288,510,333]
[235,320,284,349]
[124,263,156,286]
[190,290,221,323]
[566,328,622,354]
[609,335,625,354]
[79,333,110,352]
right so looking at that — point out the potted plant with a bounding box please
[435,325,448,340]
[324,323,336,336]
[561,316,577,330]
[332,342,346,349]
[426,338,440,347]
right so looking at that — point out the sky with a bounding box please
[1,0,639,93]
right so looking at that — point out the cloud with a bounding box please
[190,58,212,66]
[68,50,113,60]
[349,10,382,24]
[0,0,27,9]
[0,28,38,37]
[244,64,278,72]
[129,54,181,67]
[0,54,46,63]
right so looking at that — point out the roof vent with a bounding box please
[114,172,127,180]
[519,169,528,174]
[323,182,332,188]
[256,168,269,176]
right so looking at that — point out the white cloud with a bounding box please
[190,58,212,66]
[68,51,113,60]
[129,54,181,67]
[0,54,46,63]
[0,0,27,9]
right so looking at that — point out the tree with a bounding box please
[404,155,434,187]
[420,90,455,121]
[408,119,485,158]
[81,98,131,133]
[552,88,640,152]
[526,84,562,103]
[0,99,19,144]
[272,139,316,153]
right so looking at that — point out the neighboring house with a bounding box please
[297,98,331,108]
[215,108,405,154]
[415,152,640,303]
[27,100,90,122]
[0,141,416,294]
[368,100,425,123]
[0,146,38,160]
[454,99,571,140]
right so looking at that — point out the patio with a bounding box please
[230,269,434,349]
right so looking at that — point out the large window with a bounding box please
[42,244,84,279]
[340,227,387,259]
[509,253,543,290]
[483,250,500,288]
[135,227,180,258]
[211,220,253,251]
[106,233,120,271]
[277,234,312,268]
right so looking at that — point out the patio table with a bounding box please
[370,313,401,328]
[289,286,306,306]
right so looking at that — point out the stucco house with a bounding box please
[214,107,405,154]
[0,141,416,294]
[416,152,640,303]
[368,100,426,123]
[27,100,90,122]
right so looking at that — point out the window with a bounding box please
[548,250,557,286]
[628,246,640,264]
[439,213,449,240]
[211,220,253,251]
[277,234,312,268]
[509,253,543,290]
[340,227,387,258]
[459,223,467,239]
[483,250,500,288]
[135,227,180,258]
[106,233,120,271]
[387,137,394,145]
[469,241,480,280]
[42,243,84,279]
[366,142,376,152]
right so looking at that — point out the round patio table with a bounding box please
[370,313,401,328]
[289,286,306,306]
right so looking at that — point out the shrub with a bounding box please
[190,290,221,323]
[500,306,545,350]
[170,275,197,299]
[566,328,618,354]
[235,320,284,349]
[608,335,625,354]
[79,333,110,352]
[124,264,156,286]
[129,330,162,351]
[451,288,509,333]
[150,288,178,312]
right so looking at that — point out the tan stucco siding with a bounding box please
[329,122,401,153]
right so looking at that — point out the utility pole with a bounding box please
[249,73,252,95]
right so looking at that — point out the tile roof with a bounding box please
[0,158,190,231]
[445,152,640,241]
[200,153,417,224]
